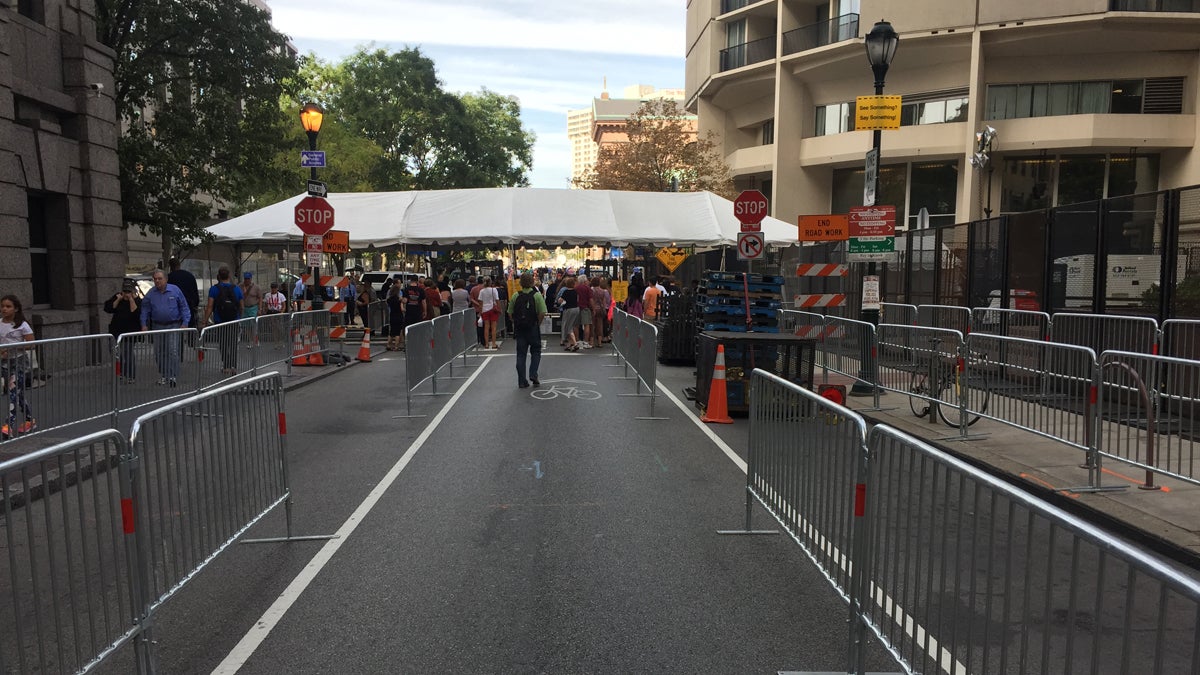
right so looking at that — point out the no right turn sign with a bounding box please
[737,232,764,261]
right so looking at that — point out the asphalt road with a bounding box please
[87,345,894,674]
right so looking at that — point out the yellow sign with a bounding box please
[854,95,902,131]
[611,280,628,303]
[655,247,690,273]
[798,215,850,242]
[322,229,350,254]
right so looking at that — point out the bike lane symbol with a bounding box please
[530,378,602,400]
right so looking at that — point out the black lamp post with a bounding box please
[852,20,898,396]
[300,103,325,307]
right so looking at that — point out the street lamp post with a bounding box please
[300,103,325,308]
[852,20,898,396]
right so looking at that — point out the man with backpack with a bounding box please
[203,267,244,375]
[507,272,546,389]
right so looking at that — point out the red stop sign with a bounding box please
[294,196,335,235]
[733,190,769,224]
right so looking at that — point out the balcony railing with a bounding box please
[719,35,775,72]
[1110,0,1200,10]
[720,0,754,14]
[782,14,860,56]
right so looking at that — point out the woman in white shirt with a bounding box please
[478,277,501,350]
[0,294,36,438]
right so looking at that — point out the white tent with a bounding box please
[206,188,798,249]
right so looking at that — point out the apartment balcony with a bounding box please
[1109,0,1200,11]
[719,0,771,14]
[720,35,775,72]
[782,14,859,56]
[726,144,775,176]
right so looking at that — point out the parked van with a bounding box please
[360,271,420,296]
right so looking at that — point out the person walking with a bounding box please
[167,257,200,328]
[508,273,546,388]
[240,272,262,319]
[139,268,191,387]
[386,284,405,351]
[0,295,36,439]
[643,275,662,321]
[477,277,501,350]
[203,267,244,376]
[575,274,594,348]
[557,276,581,351]
[105,279,142,383]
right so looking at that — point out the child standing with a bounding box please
[0,294,36,439]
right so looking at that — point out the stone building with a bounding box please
[1,0,122,337]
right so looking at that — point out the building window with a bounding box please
[986,78,1180,119]
[1000,153,1160,212]
[815,102,854,136]
[762,119,775,145]
[831,161,958,230]
[17,0,44,23]
[27,195,51,307]
[817,92,968,136]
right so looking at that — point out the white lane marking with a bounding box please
[656,378,967,675]
[212,356,495,674]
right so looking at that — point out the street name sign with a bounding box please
[300,151,326,168]
[854,95,902,130]
[734,190,768,231]
[737,232,764,261]
[307,179,327,197]
[848,205,896,262]
[294,196,335,236]
[798,215,849,242]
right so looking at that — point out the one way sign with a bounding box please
[737,232,764,261]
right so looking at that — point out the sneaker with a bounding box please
[16,420,35,434]
[168,378,177,388]
[157,377,167,386]
[518,381,530,389]
[580,342,592,349]
[531,378,540,386]
[1,425,10,440]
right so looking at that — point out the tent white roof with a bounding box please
[206,188,798,249]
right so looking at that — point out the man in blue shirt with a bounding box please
[203,267,245,375]
[340,274,357,327]
[140,268,191,386]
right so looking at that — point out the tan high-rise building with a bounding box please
[686,1,1200,229]
[568,85,688,187]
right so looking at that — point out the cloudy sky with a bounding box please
[267,0,687,189]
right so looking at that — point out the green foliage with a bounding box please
[97,0,299,259]
[1145,276,1200,319]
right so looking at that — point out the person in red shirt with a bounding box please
[423,279,442,319]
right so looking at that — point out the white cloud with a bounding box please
[269,0,685,59]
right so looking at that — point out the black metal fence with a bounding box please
[719,35,775,72]
[792,184,1200,322]
[781,14,859,56]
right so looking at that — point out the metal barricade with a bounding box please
[1050,312,1159,356]
[734,369,868,604]
[431,315,456,377]
[1097,350,1200,489]
[449,311,465,359]
[965,333,1098,452]
[115,329,201,415]
[0,430,146,673]
[777,309,827,339]
[254,312,294,372]
[289,311,331,369]
[198,318,256,390]
[880,302,917,326]
[820,316,877,402]
[0,334,117,443]
[970,306,1051,341]
[852,424,1200,675]
[460,308,479,365]
[875,324,964,418]
[127,374,292,616]
[916,303,972,334]
[364,300,386,335]
[1160,319,1200,360]
[399,320,438,417]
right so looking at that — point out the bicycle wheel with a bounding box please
[572,388,602,400]
[530,388,559,400]
[936,371,988,427]
[908,372,930,418]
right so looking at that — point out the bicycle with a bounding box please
[530,385,602,401]
[908,337,989,427]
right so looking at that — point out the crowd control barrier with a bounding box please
[610,309,667,420]
[1160,319,1200,360]
[1050,312,1159,359]
[880,302,916,326]
[849,425,1200,675]
[876,324,966,423]
[397,309,478,418]
[114,329,201,415]
[197,317,257,390]
[969,306,1050,341]
[1,334,118,442]
[253,312,295,372]
[0,430,142,674]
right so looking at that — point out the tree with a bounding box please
[96,0,299,261]
[575,99,734,198]
[329,47,534,190]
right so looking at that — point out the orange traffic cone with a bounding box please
[306,329,325,366]
[291,330,308,366]
[357,328,373,362]
[700,344,734,424]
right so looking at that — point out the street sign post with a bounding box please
[294,196,335,236]
[848,205,896,262]
[864,148,879,207]
[734,190,768,230]
[736,232,764,261]
[300,151,326,168]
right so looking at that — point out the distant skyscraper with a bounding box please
[567,84,685,187]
